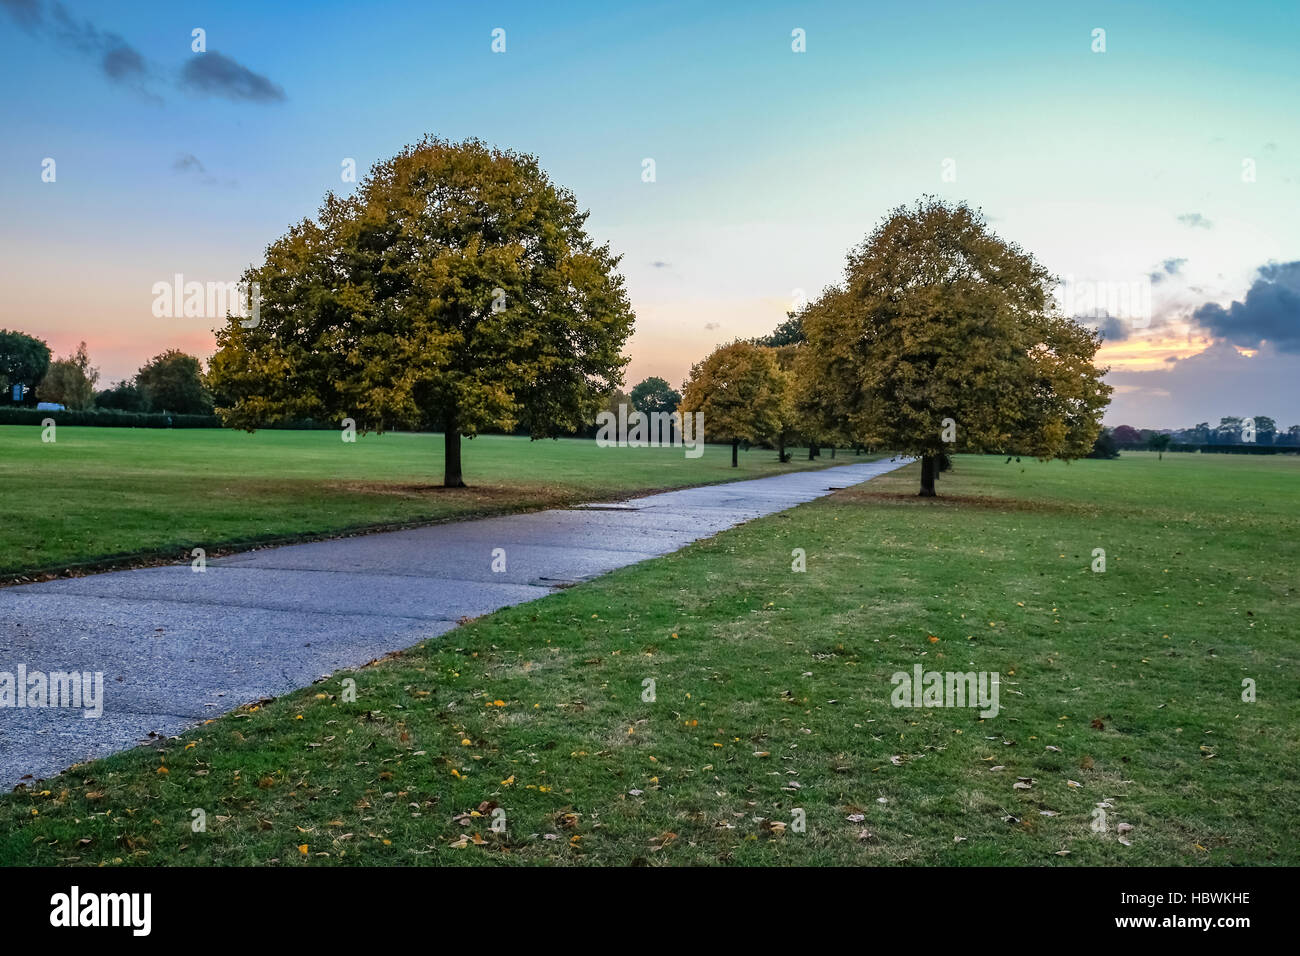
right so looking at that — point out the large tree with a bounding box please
[95,381,148,411]
[679,340,785,467]
[209,137,634,487]
[136,349,214,414]
[1111,424,1143,446]
[37,341,98,410]
[753,312,806,347]
[629,375,683,444]
[0,329,51,402]
[802,198,1111,495]
[767,343,802,462]
[1215,417,1243,442]
[629,376,682,418]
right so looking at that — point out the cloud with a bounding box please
[1192,260,1300,354]
[651,261,670,269]
[50,2,149,86]
[703,322,720,330]
[1,0,153,90]
[1149,257,1187,283]
[1177,212,1213,229]
[180,51,286,102]
[172,153,206,173]
[102,43,145,80]
[0,0,42,30]
[1085,314,1134,343]
[1105,340,1300,428]
[171,152,236,188]
[2,1,284,104]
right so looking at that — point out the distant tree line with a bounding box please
[1089,417,1300,459]
[0,330,216,416]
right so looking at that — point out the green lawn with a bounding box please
[2,450,1295,866]
[0,426,844,578]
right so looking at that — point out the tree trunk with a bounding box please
[444,407,466,488]
[777,435,786,463]
[918,454,937,497]
[731,439,739,468]
[830,447,835,459]
[808,442,819,460]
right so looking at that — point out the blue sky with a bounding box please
[2,0,1298,427]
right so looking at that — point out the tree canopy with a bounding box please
[208,136,635,486]
[0,329,51,401]
[799,198,1111,495]
[629,376,682,419]
[678,340,785,466]
[137,349,213,415]
[37,342,98,410]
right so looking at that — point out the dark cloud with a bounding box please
[172,153,206,174]
[171,152,237,188]
[1177,212,1213,229]
[1149,257,1187,283]
[3,1,283,104]
[180,51,286,103]
[651,260,670,269]
[1084,314,1133,343]
[102,43,145,80]
[49,2,147,83]
[1106,340,1300,428]
[1192,261,1300,354]
[0,0,42,30]
[2,0,151,93]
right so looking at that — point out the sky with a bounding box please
[1,0,1298,428]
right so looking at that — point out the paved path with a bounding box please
[0,457,908,787]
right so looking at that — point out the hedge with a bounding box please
[1114,441,1299,455]
[0,407,222,428]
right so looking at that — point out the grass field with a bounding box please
[0,426,844,578]
[2,451,1294,866]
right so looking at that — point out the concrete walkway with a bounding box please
[0,457,908,787]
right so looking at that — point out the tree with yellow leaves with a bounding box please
[679,341,785,467]
[208,137,634,487]
[801,198,1111,495]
